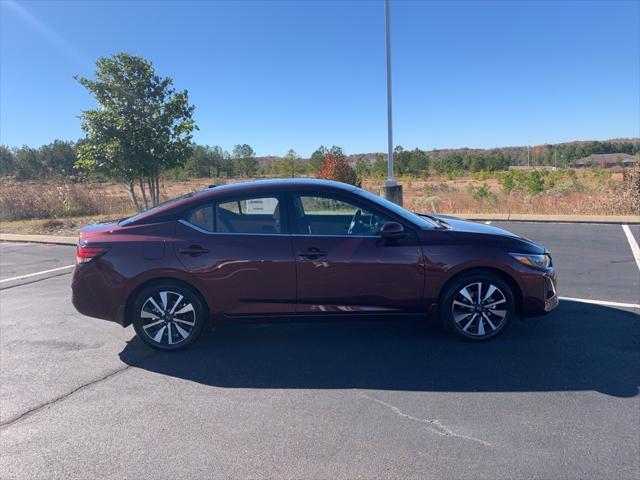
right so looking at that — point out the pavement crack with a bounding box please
[1,364,131,429]
[357,392,492,447]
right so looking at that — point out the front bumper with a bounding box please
[519,268,558,317]
[543,273,559,312]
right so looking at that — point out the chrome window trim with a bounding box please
[178,219,288,237]
[177,219,382,239]
[290,233,381,239]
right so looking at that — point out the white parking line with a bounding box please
[559,296,640,309]
[0,264,75,283]
[622,225,640,272]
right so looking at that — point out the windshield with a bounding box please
[119,192,198,226]
[354,187,438,229]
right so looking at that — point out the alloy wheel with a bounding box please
[140,290,196,346]
[451,281,508,337]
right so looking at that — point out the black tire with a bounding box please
[440,271,515,341]
[132,282,206,351]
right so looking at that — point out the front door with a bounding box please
[174,194,296,317]
[289,193,425,315]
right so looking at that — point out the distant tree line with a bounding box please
[2,139,639,183]
[0,140,78,180]
[527,141,640,166]
[0,141,265,181]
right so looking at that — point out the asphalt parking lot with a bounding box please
[1,222,638,479]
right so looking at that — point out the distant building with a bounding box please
[508,165,557,171]
[570,153,639,169]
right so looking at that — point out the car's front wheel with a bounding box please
[132,283,206,351]
[440,271,515,341]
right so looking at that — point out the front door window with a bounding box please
[295,195,389,236]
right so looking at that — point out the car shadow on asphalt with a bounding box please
[119,302,639,397]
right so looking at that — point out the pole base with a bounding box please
[381,183,403,206]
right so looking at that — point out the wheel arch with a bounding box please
[123,277,210,327]
[439,266,524,316]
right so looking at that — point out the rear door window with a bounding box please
[216,197,282,234]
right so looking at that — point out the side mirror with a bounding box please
[380,221,405,238]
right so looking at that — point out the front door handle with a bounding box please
[298,248,328,260]
[179,245,210,256]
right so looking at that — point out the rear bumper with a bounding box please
[71,263,127,325]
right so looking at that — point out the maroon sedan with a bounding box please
[72,179,558,350]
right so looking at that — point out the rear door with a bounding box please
[174,194,296,317]
[289,192,425,315]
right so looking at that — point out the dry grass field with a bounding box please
[1,168,638,236]
[365,169,638,216]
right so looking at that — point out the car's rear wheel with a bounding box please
[132,283,206,351]
[440,272,515,341]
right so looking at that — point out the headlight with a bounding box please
[509,253,551,269]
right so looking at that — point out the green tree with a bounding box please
[220,149,234,177]
[394,145,410,175]
[38,140,77,177]
[14,146,41,180]
[209,146,225,177]
[310,146,328,173]
[500,171,515,192]
[526,171,545,195]
[372,154,387,177]
[0,146,15,177]
[184,145,224,178]
[354,156,371,178]
[232,144,257,177]
[75,53,196,210]
[278,149,302,177]
[437,152,464,175]
[408,149,430,176]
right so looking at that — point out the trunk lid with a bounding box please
[79,222,119,243]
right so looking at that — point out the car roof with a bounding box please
[125,179,359,225]
[200,178,358,197]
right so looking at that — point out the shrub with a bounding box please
[472,170,490,182]
[500,171,515,192]
[316,149,359,186]
[621,163,640,213]
[525,171,545,195]
[470,183,496,203]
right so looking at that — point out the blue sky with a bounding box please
[1,0,638,157]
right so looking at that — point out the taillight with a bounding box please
[76,245,109,264]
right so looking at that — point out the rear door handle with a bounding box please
[298,248,328,260]
[179,245,210,256]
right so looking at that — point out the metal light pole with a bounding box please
[381,0,403,205]
[385,0,395,186]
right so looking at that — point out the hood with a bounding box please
[431,214,520,238]
[418,213,547,254]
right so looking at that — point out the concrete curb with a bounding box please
[1,214,639,246]
[450,214,640,224]
[0,233,77,245]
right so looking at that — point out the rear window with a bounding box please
[119,192,199,226]
[186,205,214,232]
